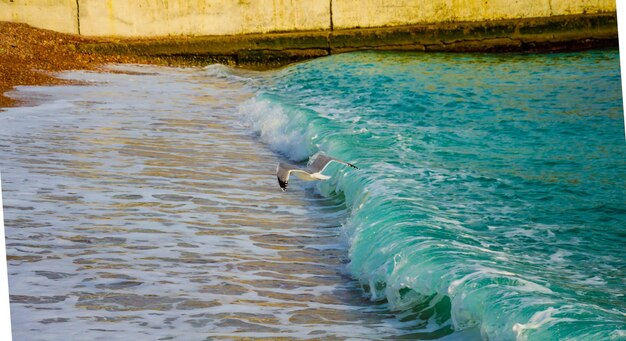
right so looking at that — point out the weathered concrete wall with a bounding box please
[78,0,330,36]
[79,13,618,68]
[332,0,616,29]
[0,0,77,34]
[0,0,617,37]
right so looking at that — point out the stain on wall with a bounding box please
[78,0,329,36]
[0,0,78,34]
[0,0,617,37]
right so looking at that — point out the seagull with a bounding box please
[276,152,358,191]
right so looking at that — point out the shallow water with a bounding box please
[1,65,443,340]
[2,49,626,340]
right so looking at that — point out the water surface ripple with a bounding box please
[3,49,625,341]
[238,50,625,340]
[1,65,421,340]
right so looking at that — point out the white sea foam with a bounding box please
[577,275,608,286]
[610,330,626,340]
[548,249,572,263]
[201,63,254,83]
[203,63,236,78]
[511,307,577,340]
[238,96,310,161]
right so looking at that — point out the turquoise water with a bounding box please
[2,50,624,340]
[241,50,626,339]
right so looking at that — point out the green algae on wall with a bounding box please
[78,13,618,68]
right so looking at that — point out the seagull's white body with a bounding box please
[285,168,331,181]
[276,153,358,191]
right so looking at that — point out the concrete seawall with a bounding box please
[0,0,616,37]
[0,1,619,67]
[77,13,618,68]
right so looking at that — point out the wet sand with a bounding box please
[0,22,153,108]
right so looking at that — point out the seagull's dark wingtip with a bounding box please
[277,176,288,192]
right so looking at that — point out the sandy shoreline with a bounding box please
[0,22,156,108]
[1,12,618,108]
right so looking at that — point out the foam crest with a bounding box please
[202,63,246,81]
[238,95,312,161]
[202,63,270,86]
[513,307,566,339]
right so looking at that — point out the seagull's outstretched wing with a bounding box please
[308,153,359,174]
[276,162,311,192]
[276,162,295,191]
[276,153,358,192]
